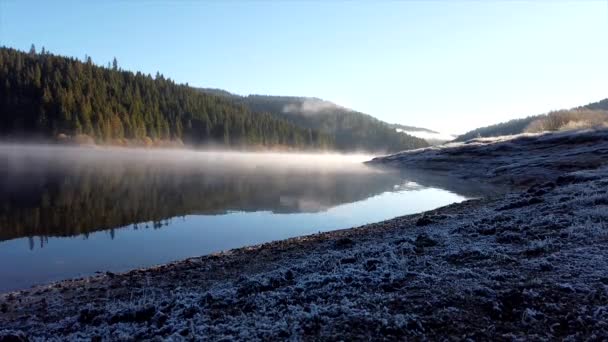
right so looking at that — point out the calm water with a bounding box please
[0,144,468,292]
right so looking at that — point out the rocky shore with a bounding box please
[2,129,608,340]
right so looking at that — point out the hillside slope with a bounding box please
[199,90,430,153]
[455,99,608,142]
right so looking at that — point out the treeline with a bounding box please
[455,98,608,142]
[453,116,538,142]
[583,98,608,111]
[0,46,332,148]
[199,91,430,152]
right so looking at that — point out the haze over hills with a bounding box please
[199,90,430,152]
[388,124,439,134]
[455,98,608,142]
[0,46,429,153]
[388,123,455,145]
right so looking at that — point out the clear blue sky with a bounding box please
[1,1,607,134]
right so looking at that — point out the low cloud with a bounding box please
[282,98,349,115]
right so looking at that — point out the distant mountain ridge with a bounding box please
[454,98,608,142]
[199,89,431,152]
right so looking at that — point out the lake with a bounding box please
[0,144,469,292]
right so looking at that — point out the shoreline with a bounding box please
[2,129,608,339]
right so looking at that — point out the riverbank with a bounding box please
[2,129,608,340]
[370,128,608,187]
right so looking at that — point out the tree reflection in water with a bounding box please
[0,145,405,244]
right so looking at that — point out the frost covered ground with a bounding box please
[371,128,608,187]
[2,129,608,340]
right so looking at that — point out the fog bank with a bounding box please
[0,143,377,174]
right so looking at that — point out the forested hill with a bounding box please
[454,98,608,142]
[582,98,608,111]
[0,47,332,149]
[453,116,538,142]
[199,91,429,152]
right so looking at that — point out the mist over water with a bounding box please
[0,144,467,292]
[1,143,375,172]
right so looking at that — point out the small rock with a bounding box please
[340,257,357,264]
[496,232,523,244]
[364,259,382,272]
[236,279,264,297]
[498,290,524,321]
[415,233,438,248]
[539,261,554,272]
[109,305,156,324]
[78,308,103,325]
[181,306,198,319]
[0,330,28,342]
[416,215,434,226]
[478,227,497,235]
[135,305,156,322]
[334,237,355,248]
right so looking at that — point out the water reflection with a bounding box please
[0,144,471,291]
[0,144,403,243]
